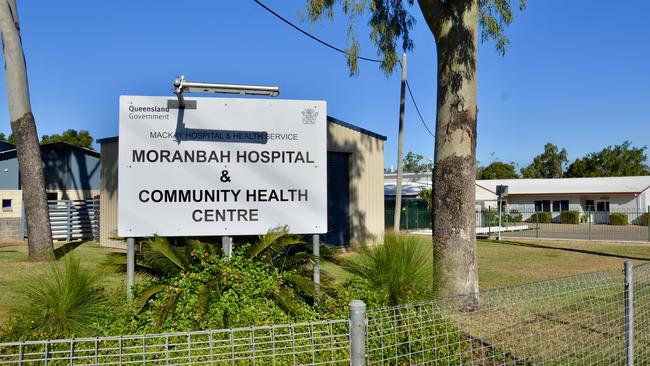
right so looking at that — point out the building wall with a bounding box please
[327,122,385,246]
[507,194,645,224]
[99,141,124,249]
[0,159,19,189]
[99,121,386,249]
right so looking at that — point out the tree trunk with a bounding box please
[0,0,54,261]
[420,0,479,308]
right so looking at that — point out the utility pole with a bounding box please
[0,0,54,261]
[393,53,407,231]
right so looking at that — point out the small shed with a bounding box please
[0,142,100,239]
[98,116,386,249]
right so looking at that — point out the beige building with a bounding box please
[98,116,386,249]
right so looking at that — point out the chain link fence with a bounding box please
[1,262,649,365]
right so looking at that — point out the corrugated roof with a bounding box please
[384,182,497,201]
[0,141,100,159]
[476,176,650,195]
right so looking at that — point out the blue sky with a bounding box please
[0,1,648,170]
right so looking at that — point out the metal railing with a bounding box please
[1,261,649,365]
[21,199,99,242]
[477,207,650,242]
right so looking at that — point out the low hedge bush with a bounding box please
[560,210,580,224]
[643,213,648,226]
[507,212,523,223]
[529,212,552,224]
[609,213,629,226]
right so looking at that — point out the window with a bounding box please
[535,200,551,212]
[2,199,11,210]
[596,201,610,212]
[553,200,569,212]
[585,200,595,212]
[47,192,58,201]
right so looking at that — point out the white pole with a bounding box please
[126,237,135,302]
[393,53,407,231]
[313,234,320,300]
[497,195,502,240]
[222,236,232,259]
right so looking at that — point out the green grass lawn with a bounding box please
[324,237,650,289]
[0,241,125,327]
[1,237,649,329]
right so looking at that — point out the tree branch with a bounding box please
[417,0,447,40]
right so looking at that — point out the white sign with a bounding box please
[118,96,327,237]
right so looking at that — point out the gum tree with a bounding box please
[0,0,54,261]
[306,0,524,306]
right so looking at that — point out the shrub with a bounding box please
[2,256,108,340]
[560,210,580,224]
[507,211,523,223]
[609,213,629,226]
[643,213,648,226]
[529,212,552,224]
[343,232,433,306]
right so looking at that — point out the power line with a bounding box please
[252,0,435,139]
[406,80,435,138]
[252,0,380,63]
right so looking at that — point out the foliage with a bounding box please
[643,213,648,227]
[41,129,95,150]
[560,210,580,224]
[402,151,429,172]
[0,129,94,149]
[507,211,523,223]
[106,228,339,330]
[304,0,525,75]
[529,212,552,224]
[609,213,629,226]
[564,141,650,177]
[0,132,14,144]
[342,232,433,306]
[520,143,568,178]
[477,161,519,179]
[2,256,108,340]
[131,249,315,332]
[244,226,341,305]
[419,187,432,210]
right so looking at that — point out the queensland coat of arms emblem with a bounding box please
[301,108,318,124]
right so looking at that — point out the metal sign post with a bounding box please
[313,234,320,301]
[126,237,135,302]
[496,185,508,240]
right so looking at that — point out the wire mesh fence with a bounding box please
[384,201,650,242]
[477,208,650,242]
[1,263,649,365]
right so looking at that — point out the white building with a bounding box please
[477,176,650,224]
[383,172,497,209]
[384,173,650,224]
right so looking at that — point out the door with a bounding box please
[325,152,350,246]
[595,200,610,224]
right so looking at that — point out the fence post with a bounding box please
[66,201,72,242]
[588,211,592,241]
[349,300,366,366]
[535,211,539,239]
[624,260,634,366]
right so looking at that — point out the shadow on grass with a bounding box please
[488,240,650,261]
[54,240,91,260]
